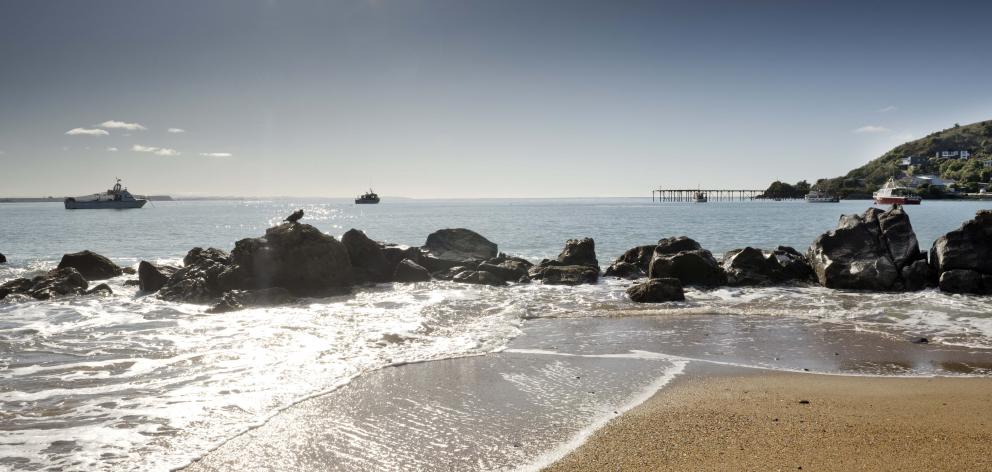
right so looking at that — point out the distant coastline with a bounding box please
[0,195,174,203]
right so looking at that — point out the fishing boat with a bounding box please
[804,190,839,203]
[64,179,147,209]
[355,189,380,204]
[873,179,921,205]
[694,191,707,203]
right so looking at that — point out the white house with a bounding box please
[935,150,970,159]
[984,159,992,169]
[908,174,956,189]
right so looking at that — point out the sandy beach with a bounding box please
[546,364,992,471]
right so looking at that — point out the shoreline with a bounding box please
[545,363,992,471]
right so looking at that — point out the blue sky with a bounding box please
[1,0,990,197]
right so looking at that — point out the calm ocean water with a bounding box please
[2,198,991,471]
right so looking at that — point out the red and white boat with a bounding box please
[873,179,921,205]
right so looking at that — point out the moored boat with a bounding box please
[694,191,707,203]
[805,190,839,203]
[355,189,380,204]
[873,179,921,205]
[64,179,147,209]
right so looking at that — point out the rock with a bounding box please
[626,278,685,303]
[382,245,426,273]
[230,223,354,295]
[122,267,136,275]
[84,283,113,296]
[0,252,6,264]
[875,206,924,269]
[530,238,600,284]
[124,279,141,286]
[930,210,992,294]
[531,265,599,285]
[477,255,533,283]
[611,245,656,272]
[807,209,905,290]
[938,269,984,294]
[911,337,929,344]
[452,269,506,286]
[342,229,391,283]
[207,287,298,313]
[138,261,178,293]
[57,250,123,280]
[159,247,240,303]
[420,255,476,274]
[723,246,815,286]
[423,228,498,263]
[655,236,702,255]
[604,261,644,280]
[556,238,599,270]
[393,259,431,283]
[901,259,933,292]
[20,267,89,300]
[649,240,726,287]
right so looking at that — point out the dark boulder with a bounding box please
[530,264,599,285]
[655,236,702,255]
[901,259,933,292]
[138,261,178,293]
[604,261,644,280]
[626,278,685,303]
[723,246,814,286]
[84,283,113,296]
[530,238,600,284]
[5,267,90,300]
[420,255,476,274]
[122,267,136,275]
[159,247,240,303]
[875,207,924,269]
[477,255,533,283]
[649,239,726,287]
[938,269,985,295]
[930,211,992,294]
[0,252,6,264]
[452,269,506,286]
[57,250,122,280]
[230,223,354,295]
[806,208,911,291]
[342,229,391,283]
[555,238,599,270]
[393,259,431,283]
[423,228,498,263]
[382,245,426,274]
[207,287,297,313]
[604,245,655,279]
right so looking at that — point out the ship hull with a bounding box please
[354,199,380,204]
[873,196,921,205]
[64,199,147,209]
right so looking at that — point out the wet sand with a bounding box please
[182,315,992,471]
[546,364,992,472]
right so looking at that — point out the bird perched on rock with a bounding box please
[285,209,304,224]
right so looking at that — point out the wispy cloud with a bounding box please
[167,127,186,134]
[132,144,180,156]
[878,105,897,113]
[66,127,109,136]
[101,120,147,131]
[853,125,890,134]
[200,152,232,158]
[107,147,119,152]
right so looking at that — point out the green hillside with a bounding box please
[815,120,992,197]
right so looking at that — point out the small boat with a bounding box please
[694,191,707,203]
[355,189,380,204]
[805,190,840,203]
[873,179,921,205]
[64,179,147,209]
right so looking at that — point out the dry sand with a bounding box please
[545,365,992,471]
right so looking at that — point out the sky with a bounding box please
[1,0,991,198]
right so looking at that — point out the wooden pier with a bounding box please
[651,189,765,202]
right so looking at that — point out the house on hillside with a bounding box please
[983,159,992,169]
[935,150,970,160]
[899,155,928,168]
[908,174,956,189]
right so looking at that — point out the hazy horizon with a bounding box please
[2,0,992,198]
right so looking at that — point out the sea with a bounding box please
[1,198,991,471]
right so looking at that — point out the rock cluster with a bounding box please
[807,207,928,291]
[58,250,123,280]
[529,238,600,285]
[930,210,992,294]
[1,267,89,301]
